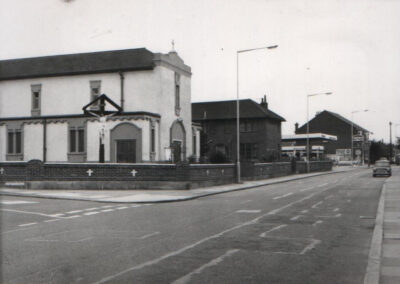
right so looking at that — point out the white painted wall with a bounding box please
[24,123,43,161]
[46,123,68,162]
[0,125,6,161]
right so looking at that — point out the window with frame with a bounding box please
[151,127,156,153]
[240,143,258,160]
[174,73,181,116]
[69,127,85,153]
[240,120,256,132]
[90,80,101,109]
[7,129,22,155]
[31,84,41,116]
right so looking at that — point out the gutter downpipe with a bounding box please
[119,72,125,111]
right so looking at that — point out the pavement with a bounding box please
[0,166,356,203]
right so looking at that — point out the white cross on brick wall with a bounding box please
[87,169,93,177]
[0,168,4,175]
[131,169,138,177]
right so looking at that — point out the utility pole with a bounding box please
[389,121,392,163]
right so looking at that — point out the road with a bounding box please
[0,168,388,284]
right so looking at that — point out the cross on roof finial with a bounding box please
[171,39,175,51]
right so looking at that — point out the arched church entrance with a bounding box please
[110,122,142,163]
[170,120,186,163]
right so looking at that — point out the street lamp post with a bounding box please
[350,109,368,165]
[306,92,332,173]
[236,44,278,183]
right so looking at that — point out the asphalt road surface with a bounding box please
[0,168,386,284]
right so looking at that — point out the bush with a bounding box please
[209,151,229,164]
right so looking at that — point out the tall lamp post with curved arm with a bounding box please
[236,44,278,183]
[306,92,332,173]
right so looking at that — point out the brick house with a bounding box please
[192,97,285,162]
[295,110,370,162]
[0,47,201,163]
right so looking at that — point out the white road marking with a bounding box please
[137,232,160,239]
[318,183,329,187]
[64,215,81,219]
[131,205,141,208]
[260,224,288,238]
[301,209,309,214]
[172,249,240,284]
[311,201,323,209]
[84,212,99,216]
[101,209,114,213]
[93,189,331,284]
[116,206,129,210]
[236,210,261,213]
[325,195,334,200]
[19,222,37,227]
[241,200,252,204]
[333,208,340,212]
[50,213,65,217]
[300,239,321,255]
[316,213,342,218]
[1,208,62,218]
[290,215,302,221]
[44,219,61,223]
[66,210,83,214]
[273,192,294,200]
[84,208,99,211]
[300,187,313,192]
[101,205,114,208]
[312,220,323,226]
[0,200,38,205]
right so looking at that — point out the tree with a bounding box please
[369,140,390,164]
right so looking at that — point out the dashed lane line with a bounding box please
[290,215,302,221]
[171,249,240,284]
[260,224,288,238]
[66,210,83,214]
[299,239,321,255]
[333,208,340,212]
[236,210,261,214]
[273,192,294,200]
[312,220,323,226]
[101,209,114,213]
[84,212,99,216]
[116,206,129,210]
[19,222,37,227]
[311,201,323,209]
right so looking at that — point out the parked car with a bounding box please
[372,160,392,177]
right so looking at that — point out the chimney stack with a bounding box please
[295,122,299,133]
[260,95,268,110]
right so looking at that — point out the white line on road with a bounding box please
[101,205,114,208]
[318,183,329,187]
[19,222,37,227]
[84,208,99,211]
[312,220,323,226]
[66,210,83,214]
[300,187,313,192]
[84,212,99,216]
[325,195,334,200]
[50,213,65,217]
[64,215,81,219]
[116,206,129,210]
[0,200,38,205]
[92,189,331,284]
[101,209,114,213]
[1,208,62,218]
[311,201,323,209]
[299,239,321,255]
[290,215,302,221]
[316,214,342,218]
[44,219,61,223]
[236,210,261,213]
[301,210,309,214]
[333,208,340,212]
[273,192,293,200]
[137,232,160,239]
[260,224,287,238]
[172,249,240,284]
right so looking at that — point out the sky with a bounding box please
[1,0,399,142]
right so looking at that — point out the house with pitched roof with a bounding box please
[295,110,370,162]
[192,96,285,162]
[0,47,200,163]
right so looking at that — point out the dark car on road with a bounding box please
[372,160,391,177]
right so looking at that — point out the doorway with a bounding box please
[116,140,136,163]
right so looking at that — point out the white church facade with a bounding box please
[0,47,200,163]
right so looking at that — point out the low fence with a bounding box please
[0,159,332,189]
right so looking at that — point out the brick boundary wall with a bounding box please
[0,160,332,189]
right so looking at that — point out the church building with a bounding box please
[0,47,200,163]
